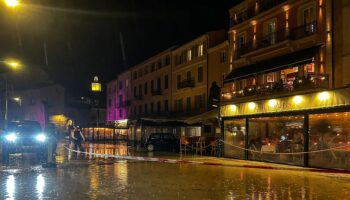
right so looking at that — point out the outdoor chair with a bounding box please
[180,136,190,155]
[210,139,219,156]
[195,136,206,156]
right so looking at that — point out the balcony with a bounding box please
[117,100,131,108]
[230,0,287,27]
[222,74,329,100]
[151,89,162,96]
[235,21,317,59]
[177,79,195,89]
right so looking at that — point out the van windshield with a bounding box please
[7,121,42,133]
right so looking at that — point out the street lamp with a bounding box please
[4,0,19,7]
[0,59,22,71]
[0,58,23,128]
[13,97,21,106]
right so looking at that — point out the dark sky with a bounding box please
[0,0,241,97]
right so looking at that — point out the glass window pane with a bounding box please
[309,112,350,170]
[248,116,304,166]
[224,119,246,159]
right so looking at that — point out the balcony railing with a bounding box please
[151,89,162,96]
[117,100,131,108]
[177,79,195,89]
[230,0,287,27]
[235,21,317,59]
[222,74,329,100]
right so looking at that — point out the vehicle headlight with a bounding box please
[36,134,47,142]
[5,133,17,142]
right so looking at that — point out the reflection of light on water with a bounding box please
[84,142,129,159]
[89,167,99,200]
[114,163,128,188]
[6,175,15,200]
[36,174,45,200]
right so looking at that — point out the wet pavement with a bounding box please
[1,141,350,200]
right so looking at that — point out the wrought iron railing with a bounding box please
[177,79,195,89]
[230,0,288,27]
[222,73,329,100]
[235,21,317,59]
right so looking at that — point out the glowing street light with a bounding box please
[4,0,19,7]
[0,59,23,71]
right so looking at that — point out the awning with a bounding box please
[185,109,218,125]
[139,118,193,127]
[224,45,322,83]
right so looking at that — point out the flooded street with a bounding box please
[1,142,350,200]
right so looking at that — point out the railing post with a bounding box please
[303,114,309,167]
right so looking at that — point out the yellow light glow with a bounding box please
[293,96,303,104]
[13,97,20,101]
[2,59,22,70]
[318,91,330,101]
[250,20,257,26]
[91,82,102,92]
[248,102,256,110]
[268,99,277,108]
[230,105,237,111]
[4,0,19,7]
[282,5,290,11]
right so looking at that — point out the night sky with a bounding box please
[0,0,242,97]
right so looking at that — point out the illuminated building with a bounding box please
[221,0,350,170]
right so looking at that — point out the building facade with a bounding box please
[171,31,227,117]
[130,48,173,118]
[220,0,350,170]
[106,70,132,122]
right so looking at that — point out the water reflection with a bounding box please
[114,162,128,189]
[83,142,129,159]
[6,175,15,200]
[36,174,45,200]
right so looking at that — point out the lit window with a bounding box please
[198,44,204,57]
[187,50,192,61]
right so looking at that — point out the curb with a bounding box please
[64,146,350,175]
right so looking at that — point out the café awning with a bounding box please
[185,109,218,125]
[224,45,321,83]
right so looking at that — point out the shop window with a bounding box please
[309,112,350,170]
[224,119,246,159]
[248,116,304,166]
